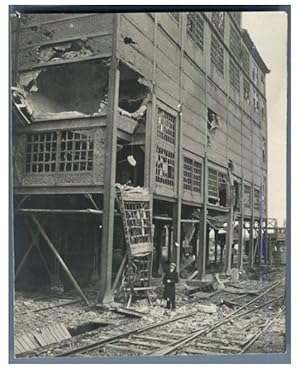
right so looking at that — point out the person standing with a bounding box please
[163,262,179,310]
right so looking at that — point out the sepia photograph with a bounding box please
[9,6,290,363]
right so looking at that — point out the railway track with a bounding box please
[56,279,285,357]
[17,278,285,358]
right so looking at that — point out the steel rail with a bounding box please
[56,311,197,356]
[148,279,283,356]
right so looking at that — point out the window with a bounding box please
[183,157,202,193]
[26,132,57,173]
[157,108,176,145]
[243,79,250,103]
[183,157,193,191]
[59,130,94,172]
[261,101,266,121]
[261,74,265,92]
[25,130,94,173]
[262,139,267,163]
[252,65,258,84]
[253,89,259,112]
[187,12,204,50]
[244,185,251,208]
[242,46,250,75]
[254,188,260,210]
[233,181,241,211]
[230,23,241,61]
[170,12,179,22]
[230,59,240,91]
[208,168,228,207]
[211,33,224,76]
[211,12,225,36]
[155,146,175,186]
[207,108,220,132]
[123,201,152,245]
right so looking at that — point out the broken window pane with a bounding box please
[25,129,94,173]
[183,157,193,191]
[157,108,176,145]
[155,146,175,186]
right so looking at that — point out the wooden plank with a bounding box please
[49,326,62,342]
[26,332,40,349]
[32,332,48,347]
[59,323,72,339]
[14,339,24,355]
[19,14,114,48]
[17,336,31,352]
[52,324,66,341]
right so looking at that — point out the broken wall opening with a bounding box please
[15,59,110,121]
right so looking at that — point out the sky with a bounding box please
[242,12,288,226]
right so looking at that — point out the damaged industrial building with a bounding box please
[10,11,287,358]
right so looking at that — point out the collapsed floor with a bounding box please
[14,263,286,357]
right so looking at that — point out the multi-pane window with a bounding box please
[183,157,202,193]
[208,167,227,206]
[254,188,260,210]
[242,46,250,75]
[208,168,218,198]
[211,12,225,37]
[155,145,175,186]
[244,185,251,208]
[193,161,202,193]
[187,12,204,50]
[25,130,94,173]
[243,78,250,103]
[230,23,241,61]
[170,12,179,22]
[211,33,224,76]
[157,108,176,145]
[123,201,152,245]
[26,132,57,173]
[183,157,193,191]
[60,130,94,172]
[230,59,240,91]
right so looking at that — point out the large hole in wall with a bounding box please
[17,59,109,121]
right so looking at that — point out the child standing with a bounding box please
[163,262,179,310]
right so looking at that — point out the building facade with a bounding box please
[11,11,269,302]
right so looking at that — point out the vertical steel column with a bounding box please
[99,13,120,303]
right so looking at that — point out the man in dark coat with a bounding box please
[163,262,179,310]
